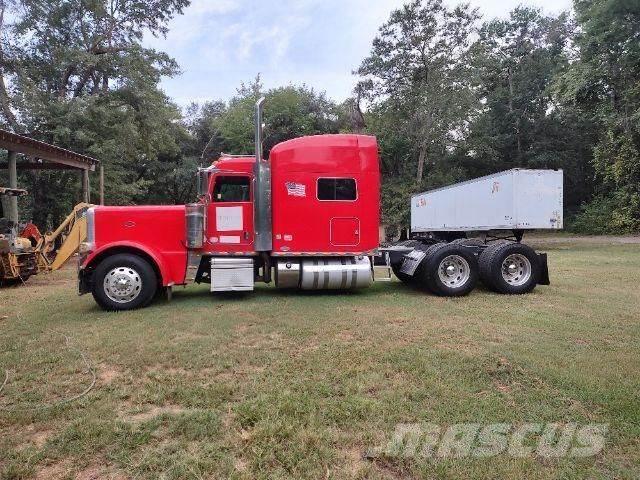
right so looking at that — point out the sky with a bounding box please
[144,0,573,107]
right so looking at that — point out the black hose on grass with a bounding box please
[0,332,96,411]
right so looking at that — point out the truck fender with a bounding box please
[81,242,172,287]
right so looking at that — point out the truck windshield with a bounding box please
[213,176,250,202]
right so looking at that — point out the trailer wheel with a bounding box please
[479,242,540,294]
[92,254,157,311]
[450,238,485,247]
[420,243,478,296]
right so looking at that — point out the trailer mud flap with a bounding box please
[400,250,427,276]
[538,253,550,285]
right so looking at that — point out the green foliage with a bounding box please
[569,195,622,234]
[357,0,480,184]
[557,0,640,231]
[0,0,190,226]
[198,77,345,161]
[0,0,637,235]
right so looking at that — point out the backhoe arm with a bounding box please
[41,203,92,271]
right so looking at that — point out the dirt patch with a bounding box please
[99,364,122,384]
[335,330,356,342]
[35,459,72,480]
[343,446,368,477]
[488,357,517,396]
[233,331,284,350]
[76,463,129,480]
[19,425,54,449]
[30,429,53,448]
[234,457,248,472]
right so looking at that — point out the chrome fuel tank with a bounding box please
[297,256,372,290]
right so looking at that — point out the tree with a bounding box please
[356,0,479,184]
[0,0,190,226]
[465,7,597,212]
[205,78,345,161]
[558,0,640,232]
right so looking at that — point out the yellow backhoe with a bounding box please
[0,188,91,285]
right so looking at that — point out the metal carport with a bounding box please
[0,128,102,222]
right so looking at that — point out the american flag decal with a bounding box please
[286,182,306,197]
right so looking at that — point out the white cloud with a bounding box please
[148,0,573,106]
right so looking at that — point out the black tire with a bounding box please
[419,243,479,296]
[479,242,540,294]
[450,238,485,247]
[391,262,413,284]
[92,253,158,311]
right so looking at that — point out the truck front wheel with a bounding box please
[92,254,157,311]
[421,243,478,296]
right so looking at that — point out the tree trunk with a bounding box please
[73,68,95,97]
[416,112,433,183]
[58,65,75,98]
[507,66,522,161]
[416,136,430,183]
[0,2,21,132]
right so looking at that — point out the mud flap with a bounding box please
[77,268,92,295]
[400,250,427,276]
[537,253,550,285]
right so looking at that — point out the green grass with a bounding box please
[1,239,639,479]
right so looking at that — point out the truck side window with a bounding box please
[317,178,357,201]
[213,176,250,202]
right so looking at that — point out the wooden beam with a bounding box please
[82,169,90,203]
[0,129,99,171]
[0,162,82,170]
[99,165,104,205]
[7,151,18,222]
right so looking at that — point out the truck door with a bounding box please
[207,174,254,252]
[330,217,360,246]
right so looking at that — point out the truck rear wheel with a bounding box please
[92,254,157,311]
[420,243,478,296]
[450,238,485,247]
[479,242,540,294]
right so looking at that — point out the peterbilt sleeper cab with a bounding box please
[78,132,382,309]
[78,98,551,311]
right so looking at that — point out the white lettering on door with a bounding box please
[216,206,243,231]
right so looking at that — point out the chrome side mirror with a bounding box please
[197,169,209,198]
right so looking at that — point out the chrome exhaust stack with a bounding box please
[253,97,272,252]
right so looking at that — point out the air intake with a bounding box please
[253,97,272,251]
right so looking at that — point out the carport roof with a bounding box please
[0,128,100,171]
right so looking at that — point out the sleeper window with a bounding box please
[213,176,250,202]
[317,178,357,201]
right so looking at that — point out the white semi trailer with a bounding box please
[382,169,563,296]
[411,169,563,238]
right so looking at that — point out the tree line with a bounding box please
[0,0,638,234]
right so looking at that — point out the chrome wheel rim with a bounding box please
[437,255,471,288]
[103,267,142,303]
[501,254,532,286]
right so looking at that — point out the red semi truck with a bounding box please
[78,99,551,310]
